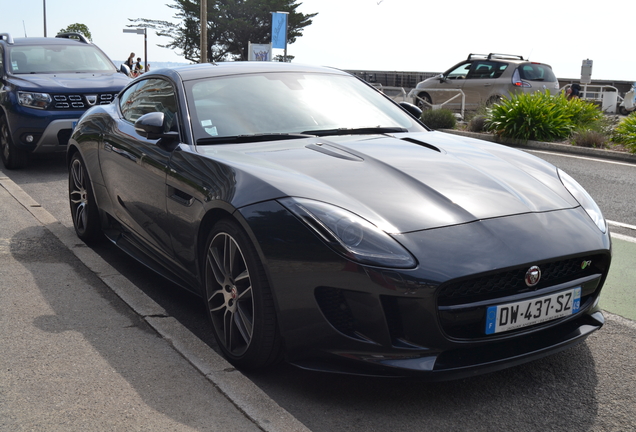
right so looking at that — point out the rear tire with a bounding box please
[203,219,283,369]
[0,115,28,170]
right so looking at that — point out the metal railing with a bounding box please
[373,84,409,103]
[410,89,466,120]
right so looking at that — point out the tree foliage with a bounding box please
[58,23,92,41]
[129,0,317,63]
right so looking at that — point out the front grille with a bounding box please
[438,254,608,307]
[51,93,117,110]
[436,253,610,339]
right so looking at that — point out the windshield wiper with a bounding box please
[196,133,315,145]
[299,127,408,137]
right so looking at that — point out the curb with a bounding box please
[0,175,311,432]
[440,129,636,164]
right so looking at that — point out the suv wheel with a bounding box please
[0,116,28,170]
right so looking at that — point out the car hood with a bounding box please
[8,72,130,92]
[196,131,579,233]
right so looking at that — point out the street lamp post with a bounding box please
[122,28,147,72]
[43,0,47,37]
[200,0,207,63]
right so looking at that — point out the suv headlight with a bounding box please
[18,91,51,109]
[558,169,606,233]
[279,197,417,268]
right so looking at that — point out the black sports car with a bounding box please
[68,62,611,379]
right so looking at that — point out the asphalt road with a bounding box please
[2,147,635,431]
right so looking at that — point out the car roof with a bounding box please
[149,62,351,82]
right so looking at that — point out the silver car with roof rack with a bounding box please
[408,53,559,112]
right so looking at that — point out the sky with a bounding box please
[2,0,633,81]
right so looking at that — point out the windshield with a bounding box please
[9,44,116,74]
[185,72,425,142]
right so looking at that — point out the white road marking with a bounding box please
[608,220,636,231]
[611,232,636,243]
[528,150,636,167]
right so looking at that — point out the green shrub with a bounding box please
[484,91,602,142]
[556,96,604,131]
[420,108,457,130]
[612,112,636,152]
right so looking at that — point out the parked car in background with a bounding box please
[68,62,610,379]
[0,32,130,169]
[408,53,559,112]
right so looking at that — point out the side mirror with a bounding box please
[437,73,446,83]
[134,112,179,141]
[399,102,422,119]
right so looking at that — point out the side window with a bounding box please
[467,61,508,79]
[446,62,472,79]
[120,78,178,131]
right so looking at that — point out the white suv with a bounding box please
[408,53,559,112]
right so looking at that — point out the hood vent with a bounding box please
[400,137,442,153]
[305,143,364,161]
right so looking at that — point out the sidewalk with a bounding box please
[0,176,309,432]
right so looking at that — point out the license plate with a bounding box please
[485,288,581,335]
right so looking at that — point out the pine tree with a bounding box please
[128,0,317,63]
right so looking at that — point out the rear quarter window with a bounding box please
[518,64,557,82]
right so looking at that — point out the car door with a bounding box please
[432,61,472,110]
[462,60,508,107]
[99,77,180,259]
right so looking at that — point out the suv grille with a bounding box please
[51,93,116,110]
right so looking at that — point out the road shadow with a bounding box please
[6,224,257,430]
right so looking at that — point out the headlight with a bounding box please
[18,91,51,109]
[558,169,606,233]
[279,197,417,268]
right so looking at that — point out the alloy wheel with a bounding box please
[205,232,254,357]
[70,158,90,234]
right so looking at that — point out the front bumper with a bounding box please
[6,105,82,154]
[239,200,611,379]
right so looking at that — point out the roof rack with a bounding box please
[467,53,525,61]
[0,33,14,44]
[56,32,90,44]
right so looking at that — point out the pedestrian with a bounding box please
[566,83,581,100]
[125,52,135,69]
[132,57,144,77]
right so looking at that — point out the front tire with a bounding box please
[69,153,102,242]
[203,219,282,369]
[0,115,28,170]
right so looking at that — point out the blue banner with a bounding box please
[271,12,288,49]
